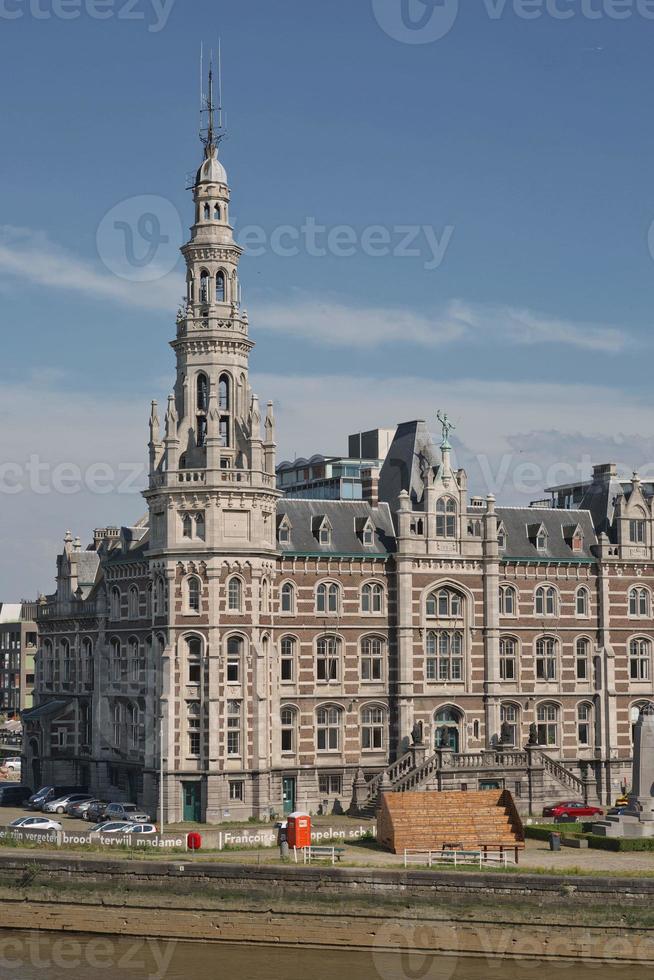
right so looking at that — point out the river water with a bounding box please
[0,933,648,980]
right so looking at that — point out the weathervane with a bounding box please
[200,40,226,153]
[436,410,456,449]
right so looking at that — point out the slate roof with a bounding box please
[378,420,440,512]
[496,507,597,562]
[276,500,396,556]
[578,476,625,541]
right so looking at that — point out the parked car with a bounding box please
[90,821,157,835]
[84,800,109,823]
[3,758,22,773]
[0,784,32,806]
[103,803,151,823]
[26,785,88,811]
[9,816,63,831]
[43,793,95,815]
[542,801,603,821]
[67,799,100,819]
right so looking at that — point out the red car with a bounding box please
[542,801,603,821]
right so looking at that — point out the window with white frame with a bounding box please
[576,587,590,617]
[316,582,340,614]
[226,635,243,684]
[577,703,592,746]
[361,582,383,614]
[361,636,384,681]
[500,636,517,681]
[576,637,591,681]
[316,705,341,751]
[280,706,297,753]
[629,587,650,618]
[499,584,516,616]
[227,577,242,612]
[280,637,295,682]
[317,636,340,682]
[630,637,651,681]
[361,706,385,750]
[281,582,295,614]
[536,528,548,551]
[630,518,647,544]
[425,630,463,682]
[500,703,519,746]
[187,637,202,684]
[535,586,558,617]
[535,636,558,681]
[226,700,242,755]
[187,700,200,756]
[536,702,559,746]
[229,780,244,801]
[426,588,463,619]
[187,576,201,614]
[435,497,457,538]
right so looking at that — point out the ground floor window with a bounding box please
[318,774,342,795]
[229,780,244,801]
[361,706,385,750]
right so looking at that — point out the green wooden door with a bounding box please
[182,782,201,822]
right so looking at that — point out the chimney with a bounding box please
[593,463,618,484]
[361,466,380,507]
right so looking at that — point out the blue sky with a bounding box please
[1,0,654,596]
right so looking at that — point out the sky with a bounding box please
[1,0,653,598]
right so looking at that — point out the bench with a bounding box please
[403,847,516,869]
[300,845,347,865]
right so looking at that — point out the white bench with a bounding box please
[403,848,512,869]
[300,845,346,865]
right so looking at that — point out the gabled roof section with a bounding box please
[496,507,597,561]
[277,500,396,557]
[378,420,440,512]
[578,464,625,541]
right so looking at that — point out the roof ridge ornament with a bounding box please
[436,409,456,450]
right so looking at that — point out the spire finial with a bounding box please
[200,40,226,156]
[437,409,456,451]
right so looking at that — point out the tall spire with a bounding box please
[200,41,225,158]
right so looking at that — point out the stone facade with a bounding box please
[23,91,654,821]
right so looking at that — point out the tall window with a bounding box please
[316,705,341,751]
[630,518,647,544]
[182,514,193,539]
[500,703,519,746]
[110,638,121,683]
[281,582,295,614]
[361,706,385,750]
[126,703,138,748]
[82,638,93,688]
[499,636,517,681]
[426,588,462,618]
[155,577,166,616]
[630,638,651,681]
[226,700,241,755]
[499,584,516,616]
[280,707,296,753]
[361,583,383,614]
[280,637,295,683]
[425,631,463,682]
[128,638,140,681]
[128,586,139,619]
[113,703,121,746]
[188,701,201,756]
[576,587,589,617]
[317,636,340,682]
[536,703,559,746]
[361,636,383,681]
[227,577,242,612]
[578,703,592,746]
[576,637,591,681]
[218,373,230,410]
[187,637,202,684]
[535,586,558,617]
[226,636,243,684]
[317,582,339,614]
[629,587,649,618]
[197,373,209,411]
[216,271,226,302]
[196,513,205,541]
[535,636,557,681]
[199,269,209,304]
[110,587,121,620]
[61,639,71,684]
[435,498,457,538]
[187,576,201,614]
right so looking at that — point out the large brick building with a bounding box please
[24,85,654,822]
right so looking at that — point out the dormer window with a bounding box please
[497,523,507,550]
[356,517,375,546]
[572,531,583,552]
[313,516,332,547]
[278,516,292,545]
[320,526,331,546]
[537,529,547,551]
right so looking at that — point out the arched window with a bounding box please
[186,576,201,614]
[187,636,202,684]
[316,705,341,751]
[82,637,93,687]
[536,702,559,746]
[500,703,520,746]
[630,637,651,681]
[281,706,297,753]
[577,702,593,746]
[128,637,140,681]
[500,636,517,681]
[281,582,295,614]
[113,703,121,745]
[434,706,463,751]
[317,636,340,682]
[154,577,166,616]
[110,637,122,682]
[435,497,457,538]
[195,513,205,541]
[128,586,139,620]
[576,637,591,681]
[145,583,153,619]
[361,705,385,750]
[186,273,194,303]
[576,587,590,617]
[426,588,463,619]
[425,631,463,683]
[535,636,558,680]
[631,701,654,741]
[61,639,71,684]
[216,271,226,302]
[214,203,221,220]
[110,587,121,621]
[261,579,270,613]
[361,636,384,681]
[182,514,193,539]
[361,583,383,614]
[218,373,230,411]
[187,700,201,757]
[199,269,210,304]
[499,584,517,616]
[316,582,340,614]
[281,636,295,683]
[227,635,243,684]
[535,585,558,617]
[126,702,138,747]
[629,587,650,618]
[227,577,242,612]
[197,373,209,412]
